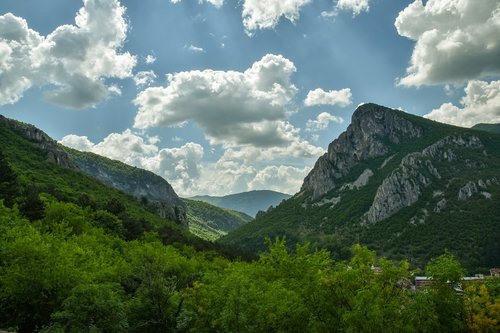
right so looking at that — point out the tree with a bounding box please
[425,252,466,332]
[0,147,18,207]
[46,283,128,333]
[19,187,45,221]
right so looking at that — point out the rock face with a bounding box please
[365,135,483,223]
[301,104,423,200]
[68,151,188,228]
[0,115,77,170]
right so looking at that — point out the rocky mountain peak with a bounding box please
[301,103,423,200]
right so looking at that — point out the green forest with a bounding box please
[0,147,498,332]
[1,118,499,332]
[1,200,499,332]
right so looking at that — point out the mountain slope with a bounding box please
[221,104,500,271]
[0,115,249,257]
[64,147,188,228]
[472,123,500,134]
[191,190,291,217]
[184,199,253,241]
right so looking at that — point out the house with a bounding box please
[490,268,500,277]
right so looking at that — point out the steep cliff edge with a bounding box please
[301,103,423,200]
[222,103,500,271]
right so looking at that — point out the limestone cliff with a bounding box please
[301,103,423,200]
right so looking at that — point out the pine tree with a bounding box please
[0,148,18,207]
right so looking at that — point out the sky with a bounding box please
[0,0,499,197]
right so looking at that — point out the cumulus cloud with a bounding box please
[306,112,344,132]
[242,0,313,35]
[59,134,95,151]
[248,165,309,194]
[396,0,500,86]
[134,54,299,147]
[60,130,204,195]
[142,142,205,191]
[60,128,319,196]
[304,88,352,107]
[336,0,370,16]
[424,80,500,127]
[134,71,157,87]
[0,0,136,108]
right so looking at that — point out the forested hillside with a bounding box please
[222,104,500,272]
[0,114,499,332]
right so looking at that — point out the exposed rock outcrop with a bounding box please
[0,115,77,169]
[458,181,478,201]
[365,135,483,223]
[341,168,374,191]
[301,104,423,200]
[69,151,188,228]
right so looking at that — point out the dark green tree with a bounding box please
[19,187,45,221]
[0,148,18,207]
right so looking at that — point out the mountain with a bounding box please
[183,199,253,241]
[64,147,188,228]
[472,123,500,134]
[0,114,251,258]
[221,103,500,271]
[191,190,292,217]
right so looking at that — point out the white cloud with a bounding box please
[304,88,352,107]
[170,0,224,8]
[145,54,156,64]
[134,54,300,147]
[60,130,204,195]
[306,112,344,131]
[59,134,95,152]
[142,142,205,192]
[0,0,136,108]
[134,70,157,88]
[336,0,370,16]
[248,165,310,194]
[242,0,313,35]
[60,128,318,196]
[395,0,500,86]
[424,80,500,127]
[187,44,205,53]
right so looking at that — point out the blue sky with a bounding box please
[1,0,499,196]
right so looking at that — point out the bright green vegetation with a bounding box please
[191,190,291,217]
[1,117,499,332]
[1,203,499,332]
[0,120,247,257]
[183,198,253,241]
[221,112,500,272]
[473,123,500,134]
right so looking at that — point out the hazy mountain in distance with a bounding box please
[190,190,292,217]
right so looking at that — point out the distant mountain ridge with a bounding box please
[183,199,253,241]
[190,190,292,217]
[472,123,500,134]
[222,103,500,271]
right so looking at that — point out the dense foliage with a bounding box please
[0,201,499,332]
